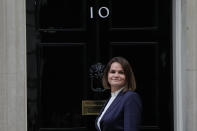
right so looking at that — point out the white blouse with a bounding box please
[97,87,125,131]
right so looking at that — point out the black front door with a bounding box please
[26,0,173,131]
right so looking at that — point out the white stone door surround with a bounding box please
[173,0,197,131]
[0,0,27,131]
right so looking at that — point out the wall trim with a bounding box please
[173,0,184,131]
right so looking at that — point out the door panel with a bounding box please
[38,44,87,129]
[38,0,86,30]
[110,0,158,28]
[26,0,172,131]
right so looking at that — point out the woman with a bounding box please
[95,57,142,131]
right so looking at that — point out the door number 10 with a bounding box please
[90,6,110,19]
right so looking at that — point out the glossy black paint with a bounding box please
[26,0,173,131]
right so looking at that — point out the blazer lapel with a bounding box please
[98,97,111,116]
[95,97,111,130]
[101,91,124,119]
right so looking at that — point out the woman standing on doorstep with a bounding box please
[95,56,142,131]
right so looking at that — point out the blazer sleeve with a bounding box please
[124,93,142,131]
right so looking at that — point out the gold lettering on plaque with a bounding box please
[82,100,106,115]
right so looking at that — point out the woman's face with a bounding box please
[108,62,126,89]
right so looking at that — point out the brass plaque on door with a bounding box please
[82,100,106,115]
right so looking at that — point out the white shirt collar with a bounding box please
[111,87,125,97]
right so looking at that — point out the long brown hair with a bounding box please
[102,57,136,91]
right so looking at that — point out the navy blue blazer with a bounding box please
[95,90,142,131]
